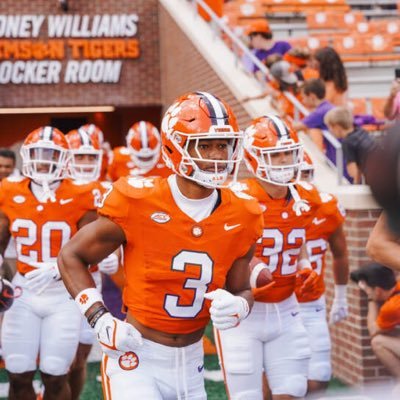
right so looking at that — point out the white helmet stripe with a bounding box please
[139,121,148,149]
[197,91,228,127]
[268,114,289,139]
[77,128,91,146]
[42,126,53,141]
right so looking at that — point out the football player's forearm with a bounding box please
[0,216,10,255]
[367,301,380,337]
[58,244,96,298]
[332,257,349,285]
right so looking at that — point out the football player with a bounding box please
[79,123,111,182]
[295,153,349,394]
[107,120,172,181]
[58,92,264,400]
[0,127,99,400]
[66,127,119,400]
[216,115,321,400]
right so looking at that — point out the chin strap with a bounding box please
[289,184,310,216]
[41,181,57,203]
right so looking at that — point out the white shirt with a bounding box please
[168,175,218,223]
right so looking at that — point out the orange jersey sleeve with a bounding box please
[297,192,346,302]
[0,177,98,274]
[239,179,321,303]
[376,283,400,330]
[98,176,263,334]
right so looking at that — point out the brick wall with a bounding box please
[0,0,161,107]
[158,5,253,129]
[325,208,392,385]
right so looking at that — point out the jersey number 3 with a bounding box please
[164,250,213,318]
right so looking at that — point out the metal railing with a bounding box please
[189,0,347,184]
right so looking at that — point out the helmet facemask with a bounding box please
[21,141,70,184]
[69,147,103,182]
[164,126,243,188]
[300,163,315,183]
[246,139,303,186]
[130,144,160,172]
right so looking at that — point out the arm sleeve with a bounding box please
[376,296,400,330]
[97,182,131,235]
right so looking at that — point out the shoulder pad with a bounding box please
[297,181,314,191]
[230,181,249,193]
[5,176,25,183]
[119,147,130,156]
[113,176,160,199]
[319,192,334,204]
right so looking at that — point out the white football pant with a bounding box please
[101,338,207,400]
[216,294,311,399]
[299,295,332,382]
[2,272,81,375]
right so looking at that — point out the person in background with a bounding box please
[311,47,348,107]
[0,149,19,281]
[283,47,319,82]
[324,106,376,184]
[242,19,291,79]
[242,60,301,119]
[293,78,334,153]
[297,154,349,396]
[383,77,400,121]
[350,263,400,380]
[0,149,19,181]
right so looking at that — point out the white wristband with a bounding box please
[250,263,268,289]
[334,284,347,301]
[0,254,3,266]
[298,259,312,270]
[75,288,104,315]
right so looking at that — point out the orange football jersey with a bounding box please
[297,192,345,303]
[98,176,263,334]
[107,146,172,182]
[239,179,322,303]
[376,282,400,330]
[0,177,100,275]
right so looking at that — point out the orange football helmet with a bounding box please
[161,91,243,188]
[20,126,70,183]
[80,123,104,146]
[66,128,103,181]
[300,151,314,182]
[244,115,303,185]
[126,121,161,172]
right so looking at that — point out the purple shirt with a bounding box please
[242,41,292,73]
[301,100,334,130]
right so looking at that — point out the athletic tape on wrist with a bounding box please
[75,288,104,315]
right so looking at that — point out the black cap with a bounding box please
[350,263,396,290]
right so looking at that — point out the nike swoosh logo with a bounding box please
[198,365,204,373]
[291,312,299,317]
[312,217,326,225]
[316,307,323,312]
[60,198,73,205]
[224,223,241,231]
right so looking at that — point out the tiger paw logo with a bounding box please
[118,352,139,371]
[79,294,89,305]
